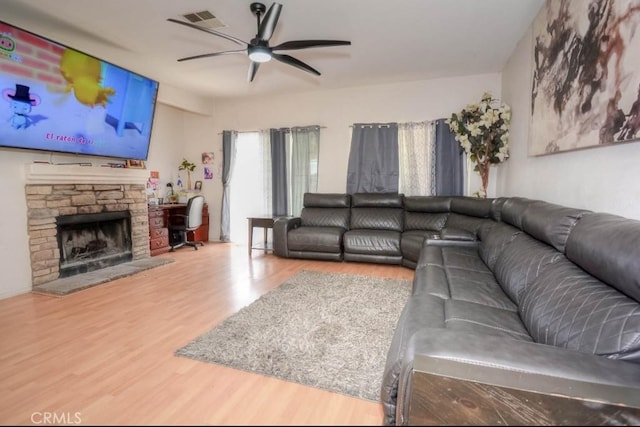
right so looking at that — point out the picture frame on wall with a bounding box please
[125,159,145,169]
[194,180,202,191]
[529,1,640,156]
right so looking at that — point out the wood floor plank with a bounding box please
[0,243,413,425]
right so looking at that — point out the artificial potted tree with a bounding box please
[447,92,511,198]
[178,158,196,190]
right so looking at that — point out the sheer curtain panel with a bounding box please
[398,121,435,196]
[258,129,273,216]
[290,126,320,216]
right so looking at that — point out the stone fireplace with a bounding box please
[25,164,151,287]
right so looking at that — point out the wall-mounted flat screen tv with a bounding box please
[0,20,159,160]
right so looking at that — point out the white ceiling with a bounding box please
[1,0,544,100]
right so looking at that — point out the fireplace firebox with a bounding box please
[56,211,132,278]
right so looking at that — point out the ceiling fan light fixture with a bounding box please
[248,45,272,62]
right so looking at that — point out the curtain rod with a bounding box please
[349,119,442,129]
[218,125,326,135]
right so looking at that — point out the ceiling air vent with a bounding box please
[182,10,226,29]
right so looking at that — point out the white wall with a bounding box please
[206,73,502,239]
[499,27,640,220]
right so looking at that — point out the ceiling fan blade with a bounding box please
[271,53,320,76]
[177,49,246,62]
[272,40,351,51]
[167,18,248,47]
[257,2,283,41]
[248,61,260,82]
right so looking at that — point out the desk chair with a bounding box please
[169,195,205,251]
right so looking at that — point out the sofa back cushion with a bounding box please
[404,212,448,231]
[445,213,491,235]
[300,193,351,229]
[520,259,640,363]
[490,197,508,222]
[450,197,493,218]
[493,233,564,305]
[300,208,350,229]
[303,193,351,208]
[565,212,640,302]
[477,221,521,270]
[521,200,590,253]
[501,197,537,229]
[350,208,403,231]
[350,193,404,231]
[403,196,451,212]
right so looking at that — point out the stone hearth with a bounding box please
[25,164,151,287]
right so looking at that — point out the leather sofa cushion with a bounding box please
[444,299,533,340]
[493,233,564,305]
[478,221,521,270]
[444,213,489,234]
[343,229,401,256]
[350,208,403,231]
[521,200,590,253]
[404,211,447,231]
[501,197,538,229]
[303,192,351,208]
[490,197,508,222]
[351,192,403,208]
[450,196,493,218]
[565,212,640,302]
[403,196,451,212]
[521,259,640,363]
[414,246,517,311]
[300,207,350,229]
[287,226,344,253]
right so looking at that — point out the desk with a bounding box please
[148,203,209,256]
[247,216,275,256]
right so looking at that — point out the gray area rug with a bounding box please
[175,270,412,402]
[32,257,175,296]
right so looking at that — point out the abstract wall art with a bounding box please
[529,0,640,156]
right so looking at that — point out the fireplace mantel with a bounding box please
[25,163,149,185]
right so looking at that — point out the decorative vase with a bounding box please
[478,164,489,199]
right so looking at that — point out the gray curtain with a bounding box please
[434,119,464,196]
[270,128,288,216]
[346,123,399,194]
[290,126,320,217]
[220,130,237,241]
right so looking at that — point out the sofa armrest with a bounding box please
[423,229,479,248]
[439,227,476,241]
[396,329,640,425]
[273,217,301,257]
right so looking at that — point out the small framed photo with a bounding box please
[194,180,202,191]
[126,159,145,169]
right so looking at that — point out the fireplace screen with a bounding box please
[57,211,132,278]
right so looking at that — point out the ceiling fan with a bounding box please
[168,2,351,82]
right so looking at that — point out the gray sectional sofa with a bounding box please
[273,193,640,425]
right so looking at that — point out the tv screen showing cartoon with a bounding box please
[0,20,159,160]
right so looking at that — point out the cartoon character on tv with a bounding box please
[59,49,115,107]
[3,84,41,129]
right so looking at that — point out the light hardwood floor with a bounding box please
[0,243,413,425]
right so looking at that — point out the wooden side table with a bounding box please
[247,216,275,256]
